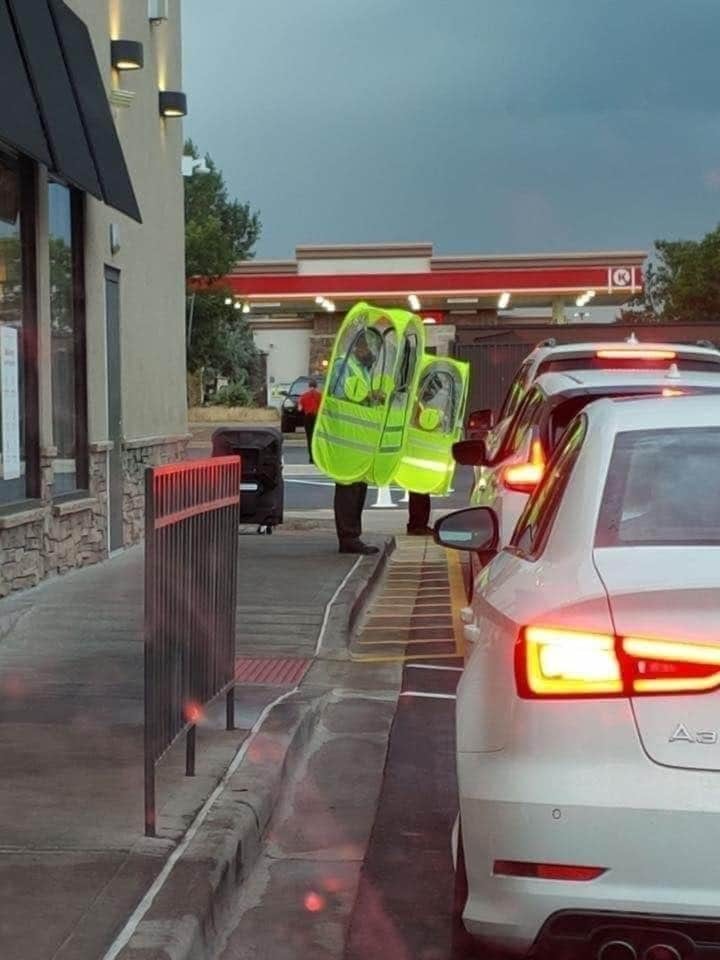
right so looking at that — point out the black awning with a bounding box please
[0,0,141,222]
[8,0,102,201]
[0,0,53,168]
[48,0,141,223]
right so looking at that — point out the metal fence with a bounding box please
[144,456,241,837]
[454,341,531,413]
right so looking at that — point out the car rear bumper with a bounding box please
[458,751,720,956]
[535,910,720,959]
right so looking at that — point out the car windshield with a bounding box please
[290,377,324,396]
[596,427,720,546]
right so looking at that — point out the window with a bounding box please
[497,360,533,422]
[501,387,545,460]
[511,415,587,557]
[412,367,459,433]
[0,154,37,506]
[329,326,384,405]
[596,427,720,547]
[49,182,86,495]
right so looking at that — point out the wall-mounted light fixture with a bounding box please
[111,39,144,71]
[159,91,187,117]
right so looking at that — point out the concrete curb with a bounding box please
[317,535,395,658]
[115,689,329,960]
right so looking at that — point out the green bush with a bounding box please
[210,381,255,407]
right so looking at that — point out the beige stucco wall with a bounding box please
[65,0,187,443]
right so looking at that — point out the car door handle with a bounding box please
[460,606,474,624]
[463,624,482,645]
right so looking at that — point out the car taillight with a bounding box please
[493,860,606,882]
[502,440,546,493]
[596,348,676,360]
[517,627,720,698]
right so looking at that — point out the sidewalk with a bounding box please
[0,530,391,960]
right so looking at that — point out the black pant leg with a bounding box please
[334,482,367,545]
[304,415,316,463]
[408,492,431,530]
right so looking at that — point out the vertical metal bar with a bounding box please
[144,466,157,837]
[186,724,196,777]
[226,687,235,731]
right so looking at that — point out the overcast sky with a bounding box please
[182,0,720,260]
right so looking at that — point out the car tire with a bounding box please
[280,416,295,433]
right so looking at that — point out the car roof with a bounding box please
[527,339,720,362]
[531,367,720,397]
[585,393,720,434]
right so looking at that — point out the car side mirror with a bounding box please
[452,439,487,466]
[467,408,494,432]
[434,507,499,553]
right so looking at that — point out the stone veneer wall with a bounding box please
[122,437,189,546]
[0,436,187,597]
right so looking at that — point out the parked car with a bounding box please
[279,375,325,433]
[467,337,720,456]
[438,394,720,960]
[456,366,720,551]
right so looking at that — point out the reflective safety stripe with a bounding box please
[400,455,449,473]
[379,445,402,453]
[315,430,376,453]
[323,408,382,431]
[408,436,446,452]
[383,425,404,434]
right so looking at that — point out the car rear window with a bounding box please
[539,356,720,375]
[596,427,720,546]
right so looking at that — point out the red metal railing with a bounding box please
[144,456,241,837]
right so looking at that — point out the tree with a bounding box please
[184,141,263,402]
[639,224,720,323]
[184,139,261,283]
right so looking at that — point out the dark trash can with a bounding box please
[211,427,283,534]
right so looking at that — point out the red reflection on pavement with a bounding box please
[184,701,204,724]
[303,891,326,913]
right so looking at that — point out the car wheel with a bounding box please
[280,416,294,433]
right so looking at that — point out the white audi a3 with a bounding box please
[438,395,720,960]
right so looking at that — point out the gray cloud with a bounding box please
[183,0,720,257]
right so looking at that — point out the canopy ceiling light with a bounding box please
[408,294,421,311]
[498,292,511,309]
[159,90,187,117]
[111,39,144,71]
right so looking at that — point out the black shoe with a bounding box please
[339,540,380,555]
[406,526,434,536]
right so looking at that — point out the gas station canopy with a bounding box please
[222,244,646,318]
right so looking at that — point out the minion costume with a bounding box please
[312,302,468,551]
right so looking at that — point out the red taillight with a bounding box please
[494,860,606,882]
[502,440,546,493]
[516,626,720,699]
[596,348,676,360]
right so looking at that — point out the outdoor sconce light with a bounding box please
[111,40,144,71]
[159,90,187,117]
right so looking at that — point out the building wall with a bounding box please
[253,326,311,401]
[68,0,187,444]
[0,0,188,596]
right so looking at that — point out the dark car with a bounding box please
[280,376,325,433]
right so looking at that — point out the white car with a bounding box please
[472,337,720,457]
[437,395,720,960]
[457,367,720,550]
